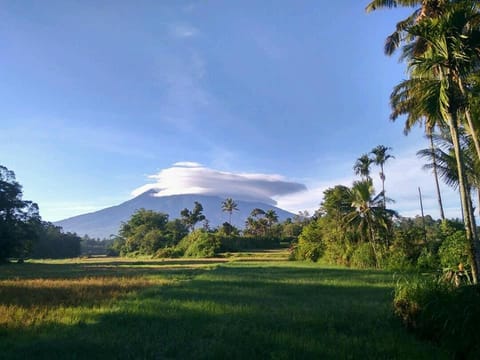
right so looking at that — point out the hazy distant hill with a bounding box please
[54,190,295,239]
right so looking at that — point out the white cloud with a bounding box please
[131,162,307,204]
[169,23,198,38]
[173,161,202,167]
[131,145,465,220]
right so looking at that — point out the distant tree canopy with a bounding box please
[31,222,82,259]
[0,165,41,261]
[180,201,206,231]
[0,165,82,261]
[116,209,188,255]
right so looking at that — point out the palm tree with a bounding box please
[345,180,397,267]
[367,0,480,283]
[371,145,394,208]
[427,130,446,221]
[353,154,373,180]
[250,208,265,218]
[264,209,279,235]
[418,128,480,214]
[221,198,238,226]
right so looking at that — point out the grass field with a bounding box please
[0,251,448,359]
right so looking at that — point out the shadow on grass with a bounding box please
[0,261,215,280]
[0,265,449,359]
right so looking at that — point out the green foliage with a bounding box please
[384,248,415,271]
[155,246,183,258]
[394,276,480,358]
[219,235,280,252]
[177,230,220,258]
[293,219,324,261]
[180,201,206,231]
[217,222,239,236]
[118,209,188,256]
[438,230,469,269]
[31,222,81,259]
[416,248,440,271]
[350,243,376,269]
[0,165,41,261]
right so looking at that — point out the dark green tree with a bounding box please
[180,201,206,231]
[0,165,40,261]
[119,209,170,254]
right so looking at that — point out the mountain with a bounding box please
[54,191,295,239]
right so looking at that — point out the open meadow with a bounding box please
[0,251,448,359]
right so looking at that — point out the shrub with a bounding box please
[416,248,439,271]
[385,248,414,271]
[293,220,324,261]
[178,230,220,258]
[350,243,376,269]
[291,241,324,262]
[394,276,480,358]
[154,246,182,258]
[438,231,468,269]
[219,235,280,252]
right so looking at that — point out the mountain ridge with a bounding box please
[54,191,295,239]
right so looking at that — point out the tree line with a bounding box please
[108,199,306,257]
[0,165,81,262]
[364,0,480,284]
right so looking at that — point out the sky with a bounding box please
[0,1,463,221]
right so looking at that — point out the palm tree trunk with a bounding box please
[457,78,480,164]
[478,188,480,218]
[367,217,380,268]
[429,132,446,221]
[381,163,386,208]
[448,111,480,283]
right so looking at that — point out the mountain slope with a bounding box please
[54,191,295,238]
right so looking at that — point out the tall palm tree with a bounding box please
[371,145,394,208]
[428,130,446,220]
[418,128,480,210]
[367,0,480,283]
[345,180,397,267]
[354,154,373,180]
[264,209,279,234]
[221,198,238,226]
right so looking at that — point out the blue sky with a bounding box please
[1,1,461,221]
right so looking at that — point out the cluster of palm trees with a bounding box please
[221,197,279,236]
[366,0,480,283]
[354,145,394,208]
[349,146,397,265]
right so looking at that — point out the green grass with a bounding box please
[0,253,448,359]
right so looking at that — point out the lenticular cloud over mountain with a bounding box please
[131,162,307,205]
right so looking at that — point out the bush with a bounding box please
[438,231,469,269]
[293,220,324,261]
[350,243,376,269]
[219,235,280,252]
[394,276,480,358]
[290,241,324,262]
[385,248,414,271]
[154,246,182,258]
[178,230,220,258]
[416,248,439,271]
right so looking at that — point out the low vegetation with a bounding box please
[0,254,448,359]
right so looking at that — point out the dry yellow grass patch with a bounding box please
[0,276,165,328]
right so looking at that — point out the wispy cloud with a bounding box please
[169,23,199,38]
[131,162,307,205]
